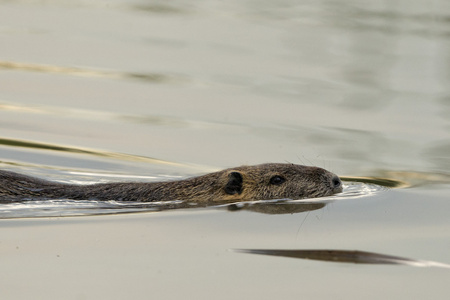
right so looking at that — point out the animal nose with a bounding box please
[331,175,342,192]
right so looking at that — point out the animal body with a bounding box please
[0,164,342,203]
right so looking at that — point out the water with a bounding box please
[1,1,450,299]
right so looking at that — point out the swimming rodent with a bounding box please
[0,163,342,203]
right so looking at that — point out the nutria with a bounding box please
[0,163,342,203]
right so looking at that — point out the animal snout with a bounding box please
[331,175,342,193]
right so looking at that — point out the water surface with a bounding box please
[1,1,450,299]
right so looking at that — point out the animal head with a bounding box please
[221,163,342,201]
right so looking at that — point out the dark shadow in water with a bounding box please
[235,249,450,268]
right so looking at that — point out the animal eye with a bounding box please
[269,175,285,185]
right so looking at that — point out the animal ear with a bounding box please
[225,171,243,195]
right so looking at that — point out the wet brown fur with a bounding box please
[0,163,342,203]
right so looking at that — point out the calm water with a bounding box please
[1,1,450,299]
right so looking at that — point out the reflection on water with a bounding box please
[424,142,450,171]
[0,137,182,166]
[0,61,184,83]
[336,8,450,37]
[131,2,191,14]
[341,176,408,188]
[226,201,326,215]
[235,249,450,268]
[0,199,187,219]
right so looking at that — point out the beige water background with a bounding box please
[1,0,450,299]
